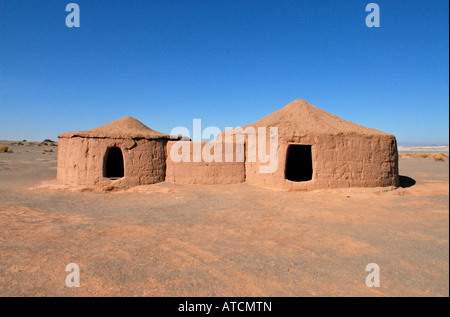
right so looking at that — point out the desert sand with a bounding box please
[0,141,448,296]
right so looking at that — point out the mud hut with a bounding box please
[222,99,399,190]
[57,116,178,190]
[58,100,399,191]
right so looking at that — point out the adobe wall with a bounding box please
[244,133,399,190]
[165,141,245,184]
[57,137,167,190]
[58,134,399,191]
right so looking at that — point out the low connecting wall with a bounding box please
[165,141,246,184]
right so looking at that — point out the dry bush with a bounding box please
[399,153,429,158]
[43,148,53,153]
[400,152,448,162]
[399,153,423,158]
[50,142,58,146]
[0,146,13,153]
[9,141,23,146]
[432,153,448,162]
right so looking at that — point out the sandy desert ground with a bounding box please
[0,141,448,297]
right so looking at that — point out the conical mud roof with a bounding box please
[242,99,391,136]
[59,116,175,139]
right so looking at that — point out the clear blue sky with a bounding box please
[0,0,448,143]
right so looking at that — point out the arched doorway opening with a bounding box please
[104,147,124,179]
[285,144,313,182]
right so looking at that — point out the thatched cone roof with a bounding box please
[224,99,392,138]
[59,116,176,140]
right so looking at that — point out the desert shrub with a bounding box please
[0,146,13,153]
[400,153,430,158]
[400,152,449,161]
[432,153,448,162]
[43,148,53,153]
[399,153,421,158]
[43,139,55,143]
[9,141,24,146]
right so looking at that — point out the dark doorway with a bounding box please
[285,145,313,182]
[104,147,124,179]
